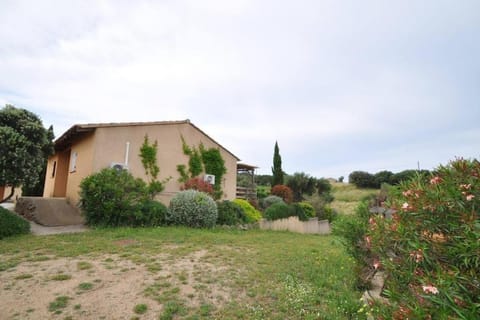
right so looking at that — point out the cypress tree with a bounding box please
[271,141,284,186]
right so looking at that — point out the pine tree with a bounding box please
[271,141,284,186]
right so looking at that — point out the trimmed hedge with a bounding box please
[168,190,217,228]
[261,195,284,210]
[0,207,30,239]
[298,202,315,218]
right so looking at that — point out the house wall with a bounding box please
[64,133,95,205]
[91,123,238,204]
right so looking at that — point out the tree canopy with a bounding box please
[0,105,53,202]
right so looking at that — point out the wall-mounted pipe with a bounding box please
[125,142,130,166]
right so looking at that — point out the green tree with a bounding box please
[0,105,53,202]
[271,141,284,186]
[286,172,316,202]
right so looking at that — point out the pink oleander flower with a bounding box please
[409,249,423,263]
[466,194,475,201]
[430,176,442,185]
[402,202,410,210]
[422,285,439,295]
[459,184,472,190]
[365,236,372,248]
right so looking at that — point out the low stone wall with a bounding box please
[259,216,331,234]
[15,197,85,226]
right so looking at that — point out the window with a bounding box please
[70,151,78,173]
[51,161,57,178]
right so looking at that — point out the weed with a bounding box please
[77,261,93,270]
[133,303,148,314]
[15,273,33,280]
[159,301,186,320]
[51,274,72,281]
[78,282,93,291]
[48,296,70,313]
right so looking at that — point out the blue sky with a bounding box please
[1,0,479,179]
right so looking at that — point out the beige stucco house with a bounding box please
[43,120,240,206]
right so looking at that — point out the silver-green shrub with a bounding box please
[261,195,284,210]
[168,190,217,228]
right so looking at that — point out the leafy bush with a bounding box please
[256,186,269,199]
[0,207,30,239]
[317,205,338,223]
[137,200,168,226]
[348,171,378,188]
[233,199,262,223]
[216,200,246,225]
[264,202,290,220]
[366,159,480,319]
[168,190,217,228]
[261,195,284,210]
[79,168,162,227]
[288,203,308,221]
[181,177,214,197]
[263,202,308,221]
[298,202,315,218]
[331,202,370,289]
[271,184,293,203]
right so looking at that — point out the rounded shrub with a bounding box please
[261,195,284,210]
[0,207,30,239]
[298,202,315,218]
[168,190,217,228]
[79,168,163,227]
[271,184,293,203]
[233,199,262,223]
[264,202,290,221]
[216,200,246,225]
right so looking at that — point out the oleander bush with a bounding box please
[0,207,30,239]
[271,184,293,203]
[366,158,480,319]
[168,190,217,228]
[233,199,262,223]
[80,168,167,227]
[216,200,246,225]
[261,195,284,210]
[298,202,315,218]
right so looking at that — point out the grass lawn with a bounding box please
[330,183,378,215]
[0,227,364,320]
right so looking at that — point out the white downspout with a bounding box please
[125,142,130,166]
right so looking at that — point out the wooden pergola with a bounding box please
[236,163,258,200]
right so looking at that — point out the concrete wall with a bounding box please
[259,217,331,235]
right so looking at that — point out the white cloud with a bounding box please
[1,0,479,177]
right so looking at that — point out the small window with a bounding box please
[70,151,78,173]
[52,161,57,178]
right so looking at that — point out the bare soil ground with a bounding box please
[0,249,239,320]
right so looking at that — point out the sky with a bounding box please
[1,0,479,179]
